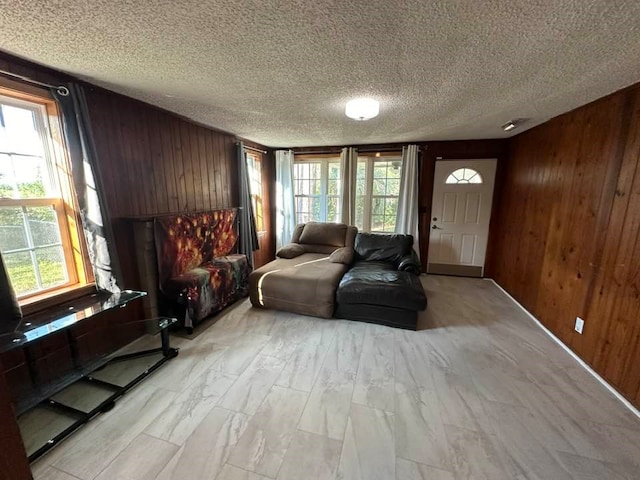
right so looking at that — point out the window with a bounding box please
[293,158,341,224]
[246,151,265,232]
[292,154,402,232]
[356,155,402,232]
[0,89,89,301]
[446,168,482,184]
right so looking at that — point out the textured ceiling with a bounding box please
[1,1,640,147]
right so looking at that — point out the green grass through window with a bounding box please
[5,258,66,296]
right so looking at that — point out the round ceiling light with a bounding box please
[345,98,380,121]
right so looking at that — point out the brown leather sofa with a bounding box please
[249,222,357,318]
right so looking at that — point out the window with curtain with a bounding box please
[293,157,341,224]
[355,154,403,232]
[0,89,90,300]
[293,153,403,231]
[245,150,265,232]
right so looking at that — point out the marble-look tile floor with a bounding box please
[28,275,640,480]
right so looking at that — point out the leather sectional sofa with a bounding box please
[335,232,426,330]
[249,222,427,329]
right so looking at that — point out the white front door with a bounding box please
[427,159,497,277]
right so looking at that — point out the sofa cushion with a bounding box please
[329,247,354,265]
[398,250,422,275]
[354,232,413,264]
[301,244,341,255]
[276,243,305,259]
[249,253,346,318]
[337,261,426,311]
[290,223,305,243]
[299,222,348,247]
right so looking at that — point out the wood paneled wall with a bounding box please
[0,51,275,285]
[487,83,640,408]
[0,359,31,480]
[85,87,239,286]
[86,88,239,218]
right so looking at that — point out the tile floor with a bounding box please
[25,275,640,480]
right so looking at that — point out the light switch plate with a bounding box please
[575,317,585,334]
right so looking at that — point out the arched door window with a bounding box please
[445,168,483,184]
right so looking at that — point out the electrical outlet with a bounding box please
[575,317,585,334]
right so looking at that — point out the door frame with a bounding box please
[423,158,499,278]
[419,143,509,278]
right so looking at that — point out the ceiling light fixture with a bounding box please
[345,98,380,121]
[502,118,527,132]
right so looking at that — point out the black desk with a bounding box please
[0,290,179,462]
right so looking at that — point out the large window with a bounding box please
[293,158,341,224]
[0,89,88,301]
[292,153,402,232]
[246,150,265,232]
[356,155,402,232]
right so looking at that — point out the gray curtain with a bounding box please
[0,252,22,321]
[340,147,358,225]
[395,145,420,256]
[53,84,121,292]
[237,142,259,268]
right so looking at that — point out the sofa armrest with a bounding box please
[329,247,354,265]
[276,243,305,259]
[398,250,421,275]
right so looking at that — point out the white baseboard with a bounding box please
[485,278,640,420]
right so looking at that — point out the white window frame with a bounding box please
[0,96,59,197]
[357,155,403,233]
[293,157,341,224]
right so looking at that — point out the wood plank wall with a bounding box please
[486,83,640,408]
[86,92,275,275]
[86,87,235,286]
[87,88,239,218]
[0,52,275,286]
[0,359,31,480]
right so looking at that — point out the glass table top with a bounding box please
[0,290,147,354]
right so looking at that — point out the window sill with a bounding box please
[19,284,97,317]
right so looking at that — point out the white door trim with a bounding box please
[427,158,497,277]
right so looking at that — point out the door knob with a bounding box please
[432,225,443,230]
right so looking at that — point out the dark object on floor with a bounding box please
[335,232,427,330]
[0,289,179,463]
[26,315,179,462]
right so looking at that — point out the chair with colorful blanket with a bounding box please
[154,209,250,331]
